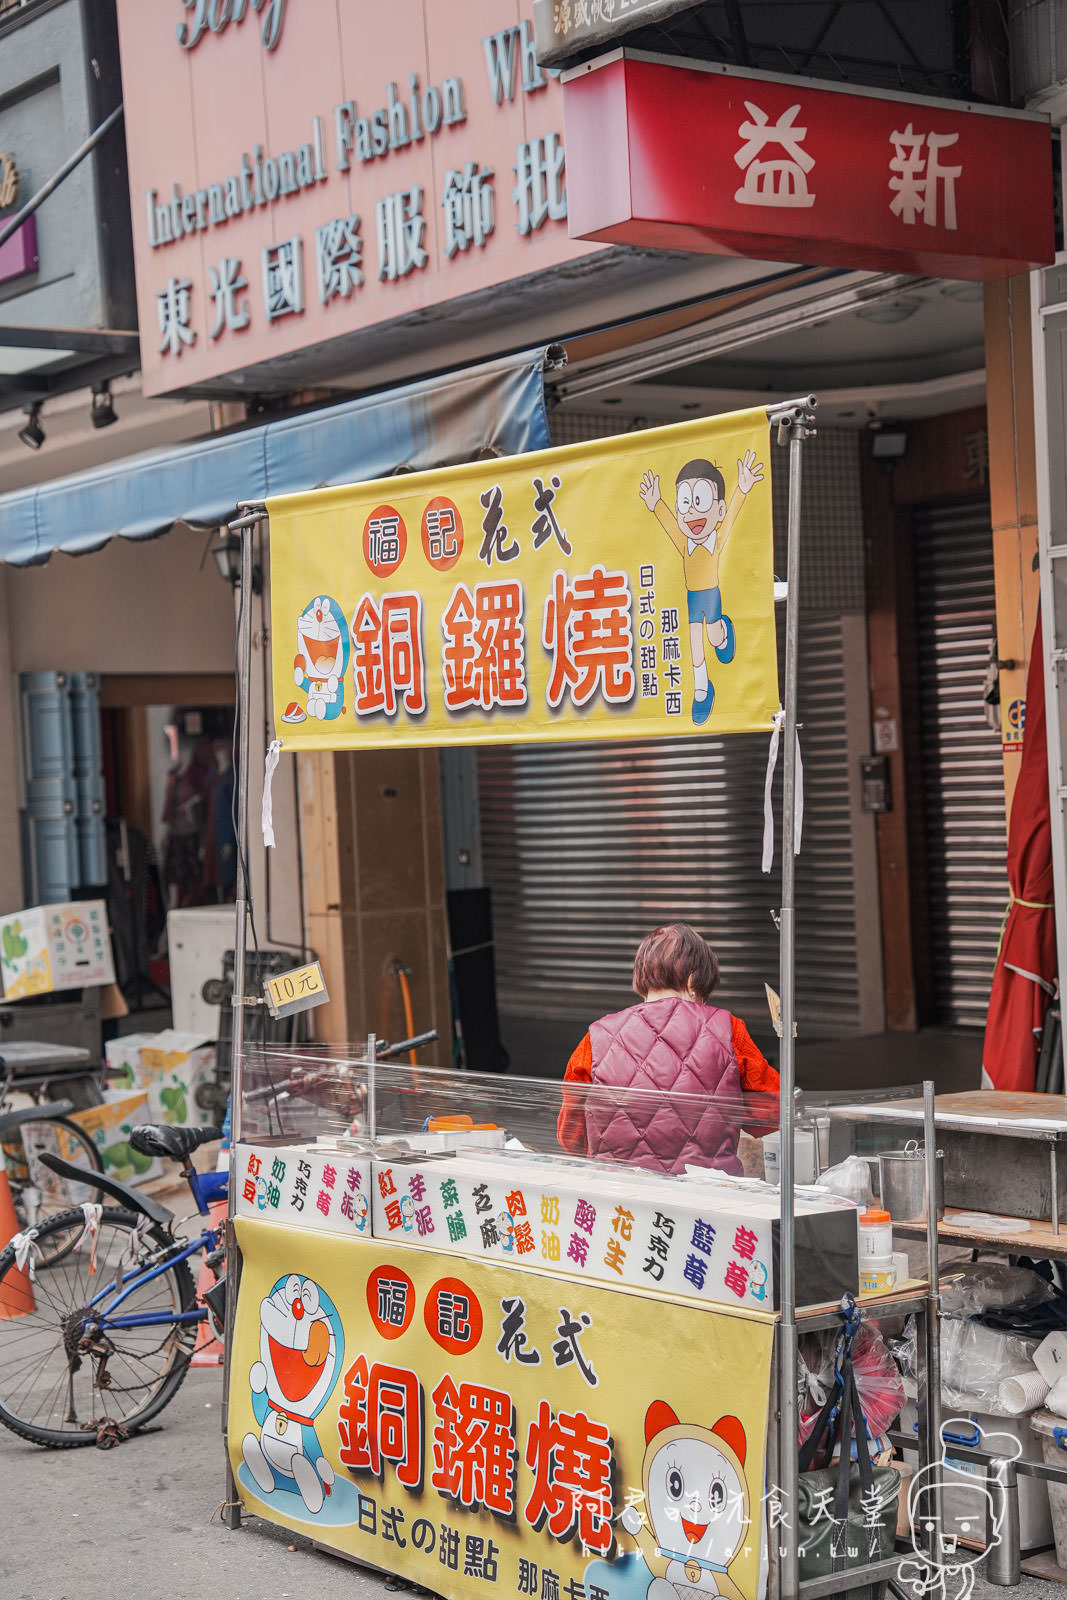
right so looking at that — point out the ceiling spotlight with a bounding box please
[17,402,44,451]
[940,280,985,304]
[855,296,922,325]
[868,418,909,462]
[90,381,117,429]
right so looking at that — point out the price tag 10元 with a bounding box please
[263,961,329,1019]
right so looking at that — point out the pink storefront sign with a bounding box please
[0,215,38,285]
[115,0,600,397]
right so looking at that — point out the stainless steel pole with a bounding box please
[1052,1145,1060,1236]
[221,506,263,1531]
[367,1033,378,1143]
[229,510,261,1149]
[923,1079,942,1554]
[985,1461,1021,1586]
[774,403,814,1600]
[768,1323,782,1600]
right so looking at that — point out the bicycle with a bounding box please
[0,1096,103,1262]
[0,1029,437,1448]
[0,1121,226,1448]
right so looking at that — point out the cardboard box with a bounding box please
[103,1033,155,1093]
[71,1092,164,1187]
[139,1030,216,1127]
[0,900,115,1000]
[1036,1331,1067,1388]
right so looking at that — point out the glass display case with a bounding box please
[225,1045,941,1600]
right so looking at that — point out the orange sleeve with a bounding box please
[557,1033,592,1155]
[732,1015,780,1095]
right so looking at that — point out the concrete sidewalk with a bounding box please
[3,1362,1064,1600]
[2,1366,394,1600]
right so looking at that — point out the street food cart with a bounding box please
[226,1051,948,1600]
[219,398,945,1598]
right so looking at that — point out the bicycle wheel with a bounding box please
[0,1205,198,1448]
[5,1116,104,1262]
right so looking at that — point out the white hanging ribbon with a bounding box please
[262,738,283,849]
[78,1202,103,1275]
[761,712,805,874]
[116,1213,154,1291]
[11,1228,40,1281]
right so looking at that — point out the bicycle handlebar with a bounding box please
[243,1028,439,1103]
[375,1029,438,1060]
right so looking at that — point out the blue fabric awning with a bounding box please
[0,347,554,566]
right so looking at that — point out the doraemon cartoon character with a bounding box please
[241,1273,344,1515]
[498,1210,516,1252]
[399,1193,416,1232]
[353,1191,369,1233]
[620,1402,750,1600]
[282,596,349,725]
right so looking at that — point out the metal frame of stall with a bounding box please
[218,394,945,1600]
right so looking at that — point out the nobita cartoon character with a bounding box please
[898,1418,1023,1600]
[639,452,764,725]
[620,1401,750,1600]
[282,595,349,724]
[241,1273,344,1515]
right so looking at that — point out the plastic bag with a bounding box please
[813,1155,872,1207]
[889,1310,1043,1416]
[939,1260,1057,1317]
[887,1319,916,1382]
[797,1321,905,1446]
[939,1316,1040,1415]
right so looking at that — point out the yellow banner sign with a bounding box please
[268,409,778,749]
[230,1218,774,1599]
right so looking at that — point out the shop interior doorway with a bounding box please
[100,672,237,1014]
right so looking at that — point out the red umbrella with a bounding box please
[982,612,1058,1091]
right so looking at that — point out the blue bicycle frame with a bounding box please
[83,1165,229,1334]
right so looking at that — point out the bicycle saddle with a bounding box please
[129,1124,223,1160]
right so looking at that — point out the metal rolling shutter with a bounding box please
[913,496,1007,1028]
[478,613,860,1045]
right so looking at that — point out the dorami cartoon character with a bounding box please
[283,595,349,724]
[621,1402,750,1600]
[242,1274,344,1515]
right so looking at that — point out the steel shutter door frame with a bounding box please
[479,612,860,1047]
[913,495,1008,1028]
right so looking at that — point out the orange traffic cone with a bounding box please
[0,1168,34,1319]
[191,1199,226,1366]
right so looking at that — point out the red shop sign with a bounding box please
[562,53,1054,280]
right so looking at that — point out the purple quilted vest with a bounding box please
[585,997,743,1175]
